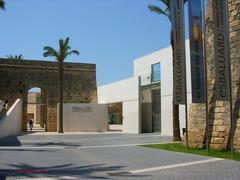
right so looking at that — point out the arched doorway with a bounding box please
[27,87,47,132]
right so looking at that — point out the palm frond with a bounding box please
[148,5,170,21]
[66,50,80,57]
[17,54,23,59]
[59,38,64,52]
[6,54,23,60]
[70,50,80,55]
[149,0,187,22]
[158,0,170,8]
[6,54,13,59]
[0,0,5,10]
[160,0,187,6]
[43,37,79,62]
[7,55,13,60]
[43,46,57,52]
[43,46,59,58]
[64,37,70,49]
[59,38,69,60]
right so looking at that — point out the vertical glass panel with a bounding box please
[151,63,161,82]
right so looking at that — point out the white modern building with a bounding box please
[98,41,192,136]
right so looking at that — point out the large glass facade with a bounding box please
[151,63,161,82]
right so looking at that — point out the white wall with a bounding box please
[98,41,192,136]
[123,100,140,133]
[0,99,22,139]
[134,40,191,136]
[98,77,140,133]
[98,77,139,103]
[62,103,108,132]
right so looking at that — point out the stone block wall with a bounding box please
[0,59,97,132]
[188,0,240,151]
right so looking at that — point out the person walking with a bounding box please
[4,99,8,110]
[28,118,33,132]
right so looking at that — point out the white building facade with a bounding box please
[98,42,192,136]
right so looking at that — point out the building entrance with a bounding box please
[108,102,123,131]
[27,87,47,132]
[152,89,161,132]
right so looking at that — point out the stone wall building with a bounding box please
[188,0,240,151]
[0,59,97,132]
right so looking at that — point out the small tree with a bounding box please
[6,54,24,60]
[43,37,79,133]
[148,0,187,141]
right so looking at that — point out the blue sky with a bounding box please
[0,0,189,86]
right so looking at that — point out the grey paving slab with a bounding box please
[0,133,239,180]
[0,133,172,147]
[130,160,240,180]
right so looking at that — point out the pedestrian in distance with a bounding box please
[4,99,8,110]
[29,118,33,132]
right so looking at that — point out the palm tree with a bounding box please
[6,54,24,60]
[0,0,5,10]
[43,37,79,133]
[148,0,187,141]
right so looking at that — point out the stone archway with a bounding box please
[0,59,97,132]
[27,87,47,131]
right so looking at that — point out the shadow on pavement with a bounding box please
[0,136,80,147]
[0,135,22,146]
[26,141,81,147]
[0,163,149,179]
[0,149,56,152]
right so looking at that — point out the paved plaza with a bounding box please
[0,132,239,180]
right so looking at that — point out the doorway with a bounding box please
[152,89,161,132]
[108,102,123,131]
[27,87,47,132]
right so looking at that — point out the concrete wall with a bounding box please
[134,41,191,136]
[0,99,22,139]
[98,77,140,133]
[62,103,108,132]
[98,41,191,136]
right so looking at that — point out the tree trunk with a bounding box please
[58,60,64,133]
[173,104,181,141]
[171,30,181,141]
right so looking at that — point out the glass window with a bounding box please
[151,63,160,82]
[108,113,123,124]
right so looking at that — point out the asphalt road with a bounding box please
[0,133,239,180]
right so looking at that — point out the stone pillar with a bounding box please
[22,94,28,132]
[229,0,240,151]
[188,0,240,151]
[47,105,57,132]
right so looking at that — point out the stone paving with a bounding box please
[0,133,239,180]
